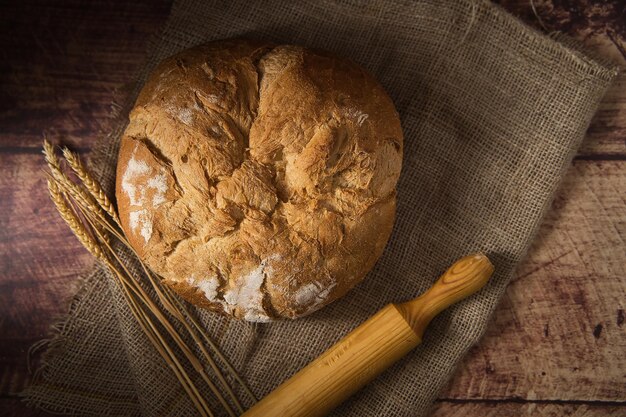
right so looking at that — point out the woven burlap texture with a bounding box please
[24,0,617,416]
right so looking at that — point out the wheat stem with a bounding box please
[127,287,214,417]
[145,269,246,413]
[112,266,213,417]
[171,292,258,404]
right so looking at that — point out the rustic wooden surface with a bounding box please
[0,0,172,413]
[0,0,624,416]
[432,401,626,416]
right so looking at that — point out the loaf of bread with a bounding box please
[115,39,403,321]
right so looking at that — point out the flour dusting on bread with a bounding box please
[195,275,220,301]
[346,108,369,126]
[121,150,171,243]
[294,283,320,306]
[121,156,150,206]
[177,108,193,125]
[223,261,271,322]
[128,210,152,243]
[146,173,168,207]
[295,282,337,313]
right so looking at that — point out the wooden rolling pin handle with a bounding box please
[241,253,494,417]
[396,253,494,337]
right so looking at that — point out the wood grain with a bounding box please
[431,401,626,416]
[0,0,171,150]
[440,160,626,401]
[398,254,493,334]
[244,305,420,417]
[0,1,171,415]
[0,153,93,394]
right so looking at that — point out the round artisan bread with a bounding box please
[115,39,403,321]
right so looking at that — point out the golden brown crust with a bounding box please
[115,39,403,321]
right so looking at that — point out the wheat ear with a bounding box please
[62,146,121,226]
[46,179,106,262]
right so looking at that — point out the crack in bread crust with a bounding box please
[115,39,403,321]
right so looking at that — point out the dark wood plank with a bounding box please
[431,401,626,416]
[440,160,626,401]
[0,0,171,404]
[0,153,93,395]
[0,0,172,150]
[497,0,626,157]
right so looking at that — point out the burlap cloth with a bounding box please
[24,0,618,416]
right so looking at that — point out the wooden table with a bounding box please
[1,1,624,415]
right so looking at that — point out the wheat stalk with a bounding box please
[168,289,258,404]
[56,191,213,416]
[43,142,256,416]
[49,174,216,417]
[59,151,254,410]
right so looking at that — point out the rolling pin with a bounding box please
[242,253,494,417]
